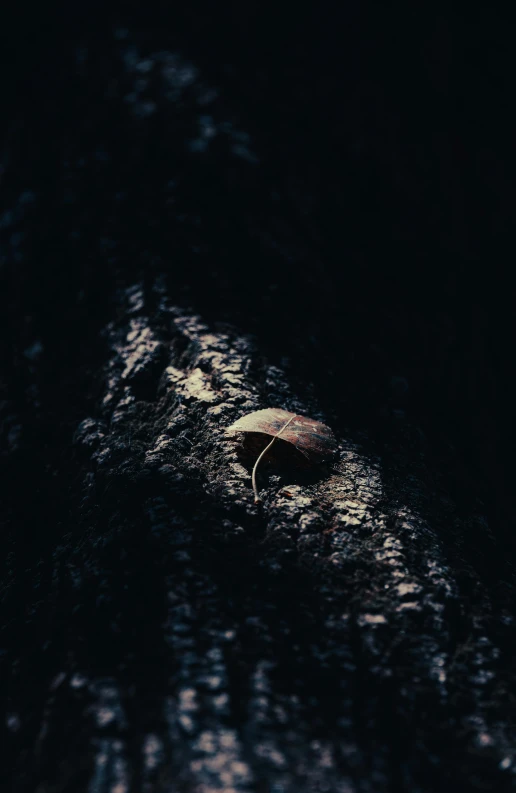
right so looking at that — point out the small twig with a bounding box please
[252,415,296,504]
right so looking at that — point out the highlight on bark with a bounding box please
[225,408,337,503]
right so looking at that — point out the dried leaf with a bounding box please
[226,408,336,503]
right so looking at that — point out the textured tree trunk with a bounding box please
[1,8,515,793]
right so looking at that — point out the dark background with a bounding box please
[3,4,512,530]
[1,3,514,791]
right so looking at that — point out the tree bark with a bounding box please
[1,8,515,793]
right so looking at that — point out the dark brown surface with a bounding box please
[1,6,515,792]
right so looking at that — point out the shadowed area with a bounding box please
[1,5,515,792]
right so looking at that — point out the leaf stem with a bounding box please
[252,415,297,504]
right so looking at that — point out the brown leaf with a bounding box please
[226,408,336,503]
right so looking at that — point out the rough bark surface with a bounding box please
[1,8,515,793]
